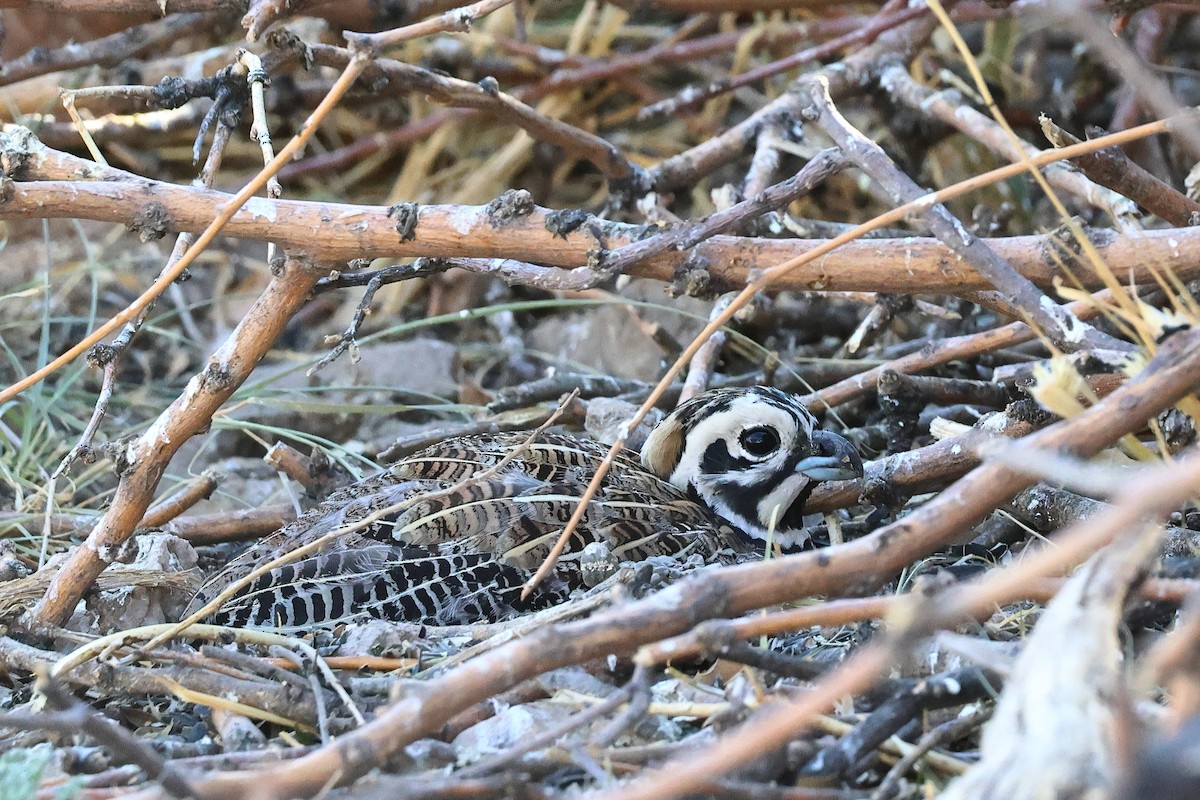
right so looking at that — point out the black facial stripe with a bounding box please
[698,425,808,480]
[706,447,816,535]
[779,482,817,531]
[684,476,758,535]
[765,447,818,531]
[779,446,809,476]
[731,465,809,531]
[722,487,768,530]
[700,438,753,476]
[676,395,732,434]
[697,439,768,528]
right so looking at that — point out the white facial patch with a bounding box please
[668,395,810,491]
[649,389,824,545]
[756,473,811,528]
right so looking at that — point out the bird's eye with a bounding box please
[739,426,780,457]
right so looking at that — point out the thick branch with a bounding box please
[3,136,1199,294]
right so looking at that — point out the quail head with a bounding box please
[642,386,862,550]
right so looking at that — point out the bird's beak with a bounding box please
[796,430,864,482]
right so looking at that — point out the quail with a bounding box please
[188,386,863,630]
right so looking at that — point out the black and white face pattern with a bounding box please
[640,387,862,549]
